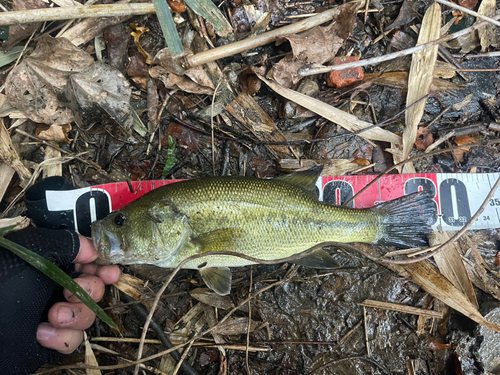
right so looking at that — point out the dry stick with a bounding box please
[434,0,500,28]
[298,14,500,76]
[171,340,194,375]
[183,2,360,68]
[0,3,156,26]
[246,266,253,375]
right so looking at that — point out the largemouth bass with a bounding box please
[91,168,436,295]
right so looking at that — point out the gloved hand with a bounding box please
[0,227,120,375]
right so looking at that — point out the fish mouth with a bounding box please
[91,221,125,264]
[91,221,102,251]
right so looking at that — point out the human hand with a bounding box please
[36,234,120,353]
[0,228,120,375]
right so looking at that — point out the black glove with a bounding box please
[0,227,80,375]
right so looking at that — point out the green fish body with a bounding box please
[91,168,435,294]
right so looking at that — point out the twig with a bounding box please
[171,340,194,375]
[434,0,500,27]
[246,266,253,375]
[0,3,156,26]
[298,13,500,76]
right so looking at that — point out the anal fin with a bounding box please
[293,249,340,269]
[199,267,232,295]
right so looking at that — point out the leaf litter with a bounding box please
[1,0,500,373]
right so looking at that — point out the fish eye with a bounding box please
[114,213,126,226]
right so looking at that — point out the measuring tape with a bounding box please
[26,173,500,237]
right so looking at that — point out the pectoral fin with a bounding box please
[293,249,340,269]
[199,267,232,295]
[194,228,245,253]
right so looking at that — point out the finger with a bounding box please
[73,235,98,264]
[36,323,83,354]
[63,274,105,303]
[48,302,96,330]
[75,264,121,285]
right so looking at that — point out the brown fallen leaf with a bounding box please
[36,124,72,144]
[212,317,260,336]
[5,35,94,124]
[477,0,497,52]
[414,127,434,150]
[226,92,294,158]
[150,65,215,95]
[453,134,477,162]
[3,0,48,51]
[272,1,360,88]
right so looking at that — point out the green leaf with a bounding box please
[152,0,184,56]
[0,26,9,41]
[162,135,178,175]
[0,46,29,68]
[184,0,233,36]
[0,230,118,331]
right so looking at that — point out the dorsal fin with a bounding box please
[274,166,323,194]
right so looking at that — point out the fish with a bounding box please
[91,167,436,295]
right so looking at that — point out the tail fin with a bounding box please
[372,192,436,248]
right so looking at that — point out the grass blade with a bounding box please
[0,227,118,330]
[184,0,232,36]
[0,46,28,68]
[152,0,184,56]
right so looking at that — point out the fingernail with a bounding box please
[57,306,76,325]
[37,323,56,341]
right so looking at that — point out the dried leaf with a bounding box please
[259,75,401,144]
[84,332,102,375]
[414,127,434,150]
[453,134,477,161]
[212,317,259,336]
[37,124,72,144]
[5,36,94,124]
[477,0,497,52]
[429,231,478,309]
[150,65,215,95]
[3,0,48,51]
[226,92,293,158]
[0,118,31,180]
[190,288,236,310]
[272,1,360,88]
[402,3,441,173]
[385,0,419,31]
[64,62,133,130]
